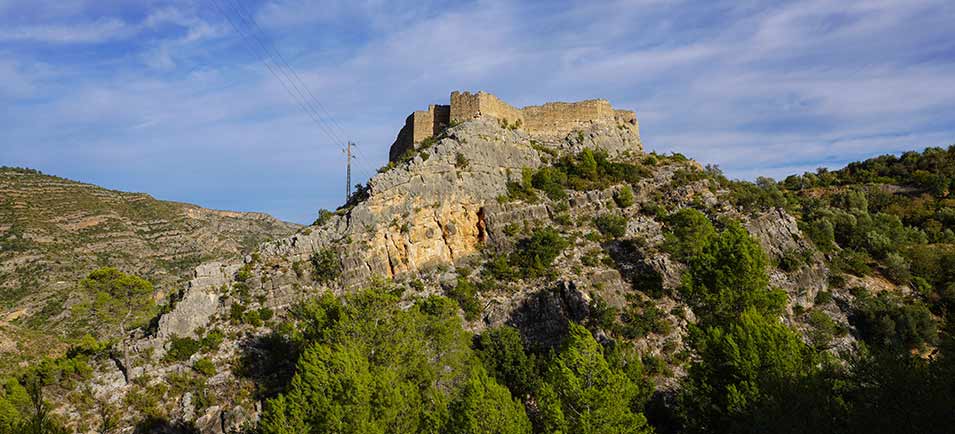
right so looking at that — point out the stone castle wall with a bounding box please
[391,90,640,162]
[521,99,615,136]
[451,91,524,126]
[391,104,450,161]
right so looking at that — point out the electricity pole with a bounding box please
[344,142,354,201]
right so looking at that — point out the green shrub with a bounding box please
[165,336,201,362]
[313,209,334,227]
[663,208,717,261]
[200,329,224,352]
[618,298,670,339]
[193,358,216,376]
[814,290,833,305]
[310,249,342,284]
[595,214,627,238]
[230,303,246,323]
[448,277,481,320]
[259,307,274,322]
[778,248,810,272]
[455,152,469,169]
[243,309,263,327]
[852,292,937,351]
[833,249,872,276]
[614,185,635,208]
[508,228,569,278]
[531,167,568,201]
[807,310,838,348]
[503,168,538,203]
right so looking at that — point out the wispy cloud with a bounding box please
[0,18,130,43]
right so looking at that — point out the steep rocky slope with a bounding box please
[27,93,881,433]
[0,168,301,370]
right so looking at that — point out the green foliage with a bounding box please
[445,370,532,434]
[313,208,335,227]
[310,249,342,284]
[678,220,784,323]
[727,177,788,212]
[455,152,470,170]
[506,228,569,279]
[595,213,627,239]
[806,310,843,349]
[448,277,482,321]
[78,267,156,336]
[852,291,937,352]
[614,185,635,208]
[503,168,538,203]
[502,149,648,203]
[663,208,717,262]
[193,358,216,376]
[260,289,509,434]
[618,297,671,339]
[474,327,535,397]
[777,248,811,272]
[199,329,224,353]
[680,308,815,433]
[235,264,253,282]
[536,323,653,434]
[530,167,568,201]
[832,249,872,276]
[165,336,201,362]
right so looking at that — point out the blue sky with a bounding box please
[2,0,954,224]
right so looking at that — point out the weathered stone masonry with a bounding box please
[390,90,640,162]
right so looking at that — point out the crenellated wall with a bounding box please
[390,91,640,162]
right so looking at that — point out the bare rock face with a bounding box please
[743,209,828,306]
[156,262,240,339]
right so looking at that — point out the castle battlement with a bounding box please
[389,91,640,162]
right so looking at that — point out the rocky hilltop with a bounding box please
[14,92,950,434]
[0,168,301,370]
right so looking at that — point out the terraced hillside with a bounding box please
[0,167,300,370]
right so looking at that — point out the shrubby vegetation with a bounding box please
[502,148,649,203]
[486,228,569,281]
[258,287,654,434]
[310,249,342,284]
[258,290,530,434]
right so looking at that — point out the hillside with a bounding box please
[0,167,301,371]
[0,92,952,434]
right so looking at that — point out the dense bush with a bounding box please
[851,291,937,352]
[165,336,201,362]
[595,213,627,238]
[615,184,635,208]
[310,249,342,284]
[447,277,481,320]
[506,228,569,279]
[502,149,649,203]
[258,290,530,434]
[676,219,784,323]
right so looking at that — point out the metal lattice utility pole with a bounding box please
[344,142,354,201]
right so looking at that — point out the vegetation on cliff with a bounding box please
[6,124,955,434]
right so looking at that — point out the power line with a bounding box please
[223,0,382,184]
[227,0,353,143]
[214,0,346,147]
[207,0,342,149]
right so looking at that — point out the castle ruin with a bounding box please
[389,91,640,162]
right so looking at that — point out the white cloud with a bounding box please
[0,18,130,43]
